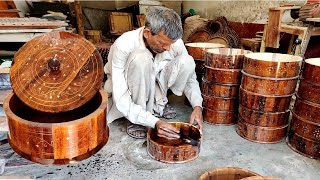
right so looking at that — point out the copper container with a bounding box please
[297,79,320,104]
[290,111,320,141]
[287,131,320,159]
[302,58,320,86]
[205,66,241,84]
[236,118,288,143]
[293,97,320,124]
[201,77,239,98]
[243,53,302,78]
[147,122,201,163]
[238,105,290,127]
[203,94,238,111]
[186,43,225,85]
[4,90,109,165]
[241,71,298,96]
[4,32,108,165]
[205,48,251,69]
[198,167,260,180]
[185,42,225,60]
[239,87,292,112]
[203,108,237,125]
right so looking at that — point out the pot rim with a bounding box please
[185,42,225,48]
[205,48,252,56]
[244,52,302,63]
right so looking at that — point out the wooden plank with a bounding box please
[270,6,301,10]
[0,32,48,42]
[280,24,306,36]
[0,28,71,42]
[0,27,65,33]
[0,50,16,56]
[260,25,267,52]
[306,18,320,22]
[0,18,67,29]
[74,1,85,37]
[265,9,282,48]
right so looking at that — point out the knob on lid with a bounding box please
[10,32,104,113]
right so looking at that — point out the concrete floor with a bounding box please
[1,95,320,180]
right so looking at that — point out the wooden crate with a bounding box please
[108,12,133,35]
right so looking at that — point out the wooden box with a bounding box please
[108,12,133,35]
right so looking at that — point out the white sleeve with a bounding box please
[109,44,159,128]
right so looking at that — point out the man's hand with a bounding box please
[189,106,203,133]
[155,120,180,139]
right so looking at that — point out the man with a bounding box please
[104,6,203,139]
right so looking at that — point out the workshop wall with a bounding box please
[182,0,306,23]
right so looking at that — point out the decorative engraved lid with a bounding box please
[10,32,104,113]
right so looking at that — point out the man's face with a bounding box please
[143,29,174,54]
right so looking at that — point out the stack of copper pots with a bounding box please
[202,48,251,124]
[185,43,225,86]
[236,53,302,143]
[288,58,320,159]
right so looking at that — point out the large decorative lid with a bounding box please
[10,32,104,113]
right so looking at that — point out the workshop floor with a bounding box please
[1,94,320,180]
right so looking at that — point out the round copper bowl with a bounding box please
[238,104,290,127]
[204,48,251,69]
[185,42,225,60]
[292,97,320,124]
[205,66,241,84]
[201,77,239,98]
[147,122,201,163]
[236,117,288,144]
[297,79,320,104]
[302,58,320,86]
[203,108,237,125]
[239,87,292,112]
[198,167,260,180]
[203,94,238,111]
[290,111,320,141]
[287,131,320,159]
[243,53,302,78]
[4,89,109,165]
[241,71,298,96]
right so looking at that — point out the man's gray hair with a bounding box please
[145,6,182,40]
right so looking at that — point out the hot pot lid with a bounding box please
[10,31,104,113]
